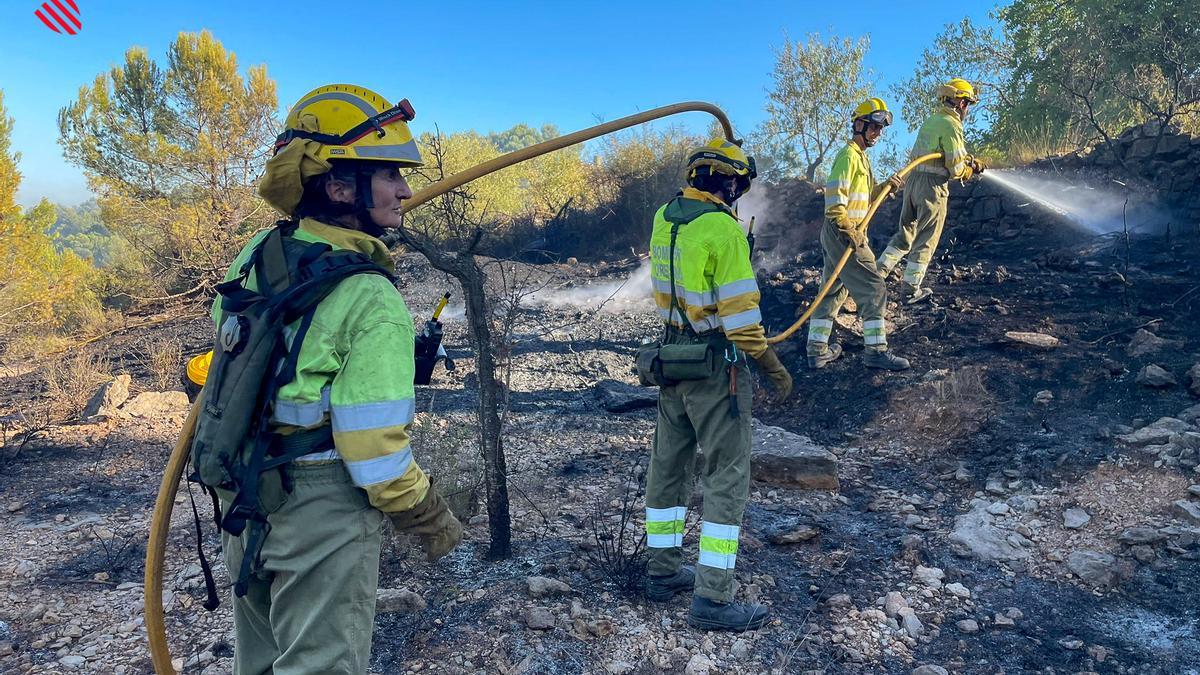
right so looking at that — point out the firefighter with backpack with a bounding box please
[191,84,462,674]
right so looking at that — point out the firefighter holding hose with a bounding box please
[877,78,986,303]
[806,98,910,371]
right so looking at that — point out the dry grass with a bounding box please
[144,338,184,391]
[42,350,114,420]
[410,411,481,520]
[885,366,993,444]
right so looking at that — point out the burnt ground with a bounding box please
[1,208,1199,674]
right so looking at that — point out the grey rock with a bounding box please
[914,566,944,588]
[1180,404,1200,425]
[949,502,1030,561]
[375,588,425,614]
[1189,363,1200,397]
[987,501,1011,515]
[912,666,948,675]
[122,390,190,418]
[1189,485,1200,498]
[985,479,1006,496]
[1137,364,1177,388]
[827,593,853,609]
[1126,329,1173,357]
[1172,500,1200,525]
[1115,417,1190,447]
[1063,508,1091,529]
[524,606,555,630]
[993,613,1015,627]
[526,576,572,598]
[593,379,658,413]
[771,525,820,544]
[82,374,131,418]
[1118,527,1166,545]
[884,591,909,618]
[945,582,971,598]
[1059,638,1085,650]
[902,613,924,638]
[750,421,839,490]
[1067,551,1123,587]
[59,656,87,669]
[685,654,714,675]
[956,619,979,633]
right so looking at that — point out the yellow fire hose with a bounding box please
[765,152,942,344]
[144,101,740,673]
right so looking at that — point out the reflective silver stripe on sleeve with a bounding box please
[272,386,331,428]
[331,399,416,433]
[720,307,762,331]
[343,448,413,487]
[715,278,759,301]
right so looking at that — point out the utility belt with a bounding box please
[281,425,338,462]
[913,163,950,179]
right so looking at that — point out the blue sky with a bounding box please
[1,0,999,207]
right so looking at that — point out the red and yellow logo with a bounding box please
[35,0,82,35]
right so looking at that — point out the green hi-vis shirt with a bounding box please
[824,141,876,228]
[911,109,974,180]
[649,188,768,359]
[214,218,430,514]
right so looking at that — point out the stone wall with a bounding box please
[758,123,1200,255]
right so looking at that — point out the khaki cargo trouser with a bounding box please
[645,330,753,603]
[808,219,889,354]
[221,461,385,675]
[877,170,951,288]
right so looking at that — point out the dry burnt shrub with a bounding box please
[42,350,114,420]
[410,411,481,521]
[888,365,993,444]
[584,461,648,598]
[136,337,184,391]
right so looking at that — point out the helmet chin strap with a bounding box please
[352,167,386,237]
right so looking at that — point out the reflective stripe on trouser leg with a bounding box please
[807,319,834,350]
[877,246,904,273]
[904,261,928,287]
[698,521,740,570]
[645,379,700,577]
[646,506,686,548]
[863,319,887,347]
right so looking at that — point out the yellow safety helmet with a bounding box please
[186,351,212,387]
[937,78,980,104]
[275,84,424,167]
[686,139,756,180]
[852,97,893,127]
[686,138,756,202]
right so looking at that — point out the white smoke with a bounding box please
[527,261,653,312]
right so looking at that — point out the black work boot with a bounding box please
[646,565,694,602]
[688,596,769,632]
[863,348,910,371]
[807,342,843,370]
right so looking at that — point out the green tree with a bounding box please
[58,30,278,294]
[755,33,875,181]
[0,93,102,340]
[889,18,1013,142]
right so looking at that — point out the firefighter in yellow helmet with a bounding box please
[877,78,986,303]
[206,84,461,674]
[642,138,792,631]
[807,98,910,371]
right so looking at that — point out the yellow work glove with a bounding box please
[969,157,986,176]
[753,346,793,403]
[388,487,463,561]
[885,173,905,192]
